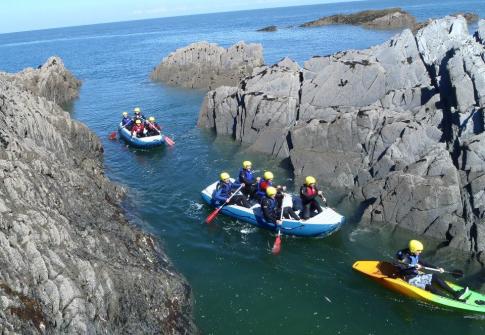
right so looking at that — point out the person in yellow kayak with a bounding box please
[396,240,470,300]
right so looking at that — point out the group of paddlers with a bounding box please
[121,107,161,137]
[212,160,327,223]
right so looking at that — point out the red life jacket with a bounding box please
[131,123,144,134]
[306,186,316,196]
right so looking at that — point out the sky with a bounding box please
[0,0,354,34]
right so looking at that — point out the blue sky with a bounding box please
[0,0,353,34]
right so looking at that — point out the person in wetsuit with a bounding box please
[261,186,300,225]
[121,111,132,129]
[299,176,324,220]
[145,116,161,136]
[131,119,145,138]
[396,240,470,300]
[238,161,259,199]
[213,172,250,208]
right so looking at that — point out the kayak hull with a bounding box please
[352,260,485,313]
[201,180,345,237]
[118,123,165,148]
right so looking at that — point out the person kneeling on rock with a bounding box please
[145,116,161,136]
[213,172,250,208]
[131,119,145,138]
[299,176,324,220]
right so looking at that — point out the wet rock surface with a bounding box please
[151,41,264,90]
[0,58,196,333]
[198,16,485,261]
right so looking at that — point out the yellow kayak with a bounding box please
[352,260,485,313]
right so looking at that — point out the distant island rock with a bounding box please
[300,8,416,29]
[198,16,485,261]
[0,58,196,333]
[150,41,264,89]
[257,25,277,32]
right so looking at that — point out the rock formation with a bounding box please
[300,8,416,29]
[257,25,277,32]
[0,58,196,333]
[198,16,485,262]
[151,41,264,90]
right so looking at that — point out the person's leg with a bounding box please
[312,200,323,214]
[431,274,467,299]
[284,207,300,220]
[301,203,311,220]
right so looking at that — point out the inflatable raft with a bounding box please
[118,123,165,148]
[201,180,345,237]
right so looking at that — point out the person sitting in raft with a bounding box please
[275,188,300,220]
[255,171,287,201]
[238,161,259,200]
[145,116,161,136]
[261,186,283,226]
[299,176,324,220]
[131,119,145,138]
[396,240,470,300]
[121,111,132,129]
[213,172,250,208]
[133,107,146,121]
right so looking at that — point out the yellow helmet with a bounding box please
[243,161,252,168]
[220,172,230,181]
[135,119,142,124]
[148,116,155,122]
[122,112,128,116]
[133,107,141,113]
[263,171,274,180]
[409,240,424,253]
[305,176,316,185]
[266,186,277,197]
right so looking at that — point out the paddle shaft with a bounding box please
[205,184,244,224]
[422,266,463,277]
[272,193,285,254]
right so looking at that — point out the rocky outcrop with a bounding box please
[198,16,485,261]
[300,8,416,29]
[477,19,485,44]
[3,56,81,107]
[151,41,264,90]
[0,59,196,333]
[257,25,277,32]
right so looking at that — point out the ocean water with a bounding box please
[1,0,485,333]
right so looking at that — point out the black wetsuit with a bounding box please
[299,185,323,219]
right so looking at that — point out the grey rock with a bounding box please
[151,41,264,89]
[0,62,196,333]
[300,8,416,29]
[477,19,485,44]
[257,25,277,32]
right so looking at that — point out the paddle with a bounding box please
[205,184,244,224]
[109,122,131,140]
[272,194,285,255]
[147,124,175,146]
[422,266,464,278]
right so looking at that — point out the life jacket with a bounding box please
[396,248,420,278]
[261,196,278,223]
[121,117,132,126]
[306,186,316,197]
[131,123,144,134]
[256,179,272,197]
[239,168,254,184]
[213,181,233,205]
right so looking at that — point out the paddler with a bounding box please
[213,172,250,208]
[299,176,324,220]
[238,161,259,200]
[396,240,470,300]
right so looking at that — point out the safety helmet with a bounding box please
[122,112,128,116]
[266,186,277,197]
[409,240,424,253]
[243,161,252,168]
[263,171,274,180]
[133,107,141,113]
[305,176,316,186]
[148,116,155,122]
[220,172,230,181]
[135,119,142,124]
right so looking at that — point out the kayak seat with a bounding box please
[377,262,400,279]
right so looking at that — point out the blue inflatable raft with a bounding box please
[118,123,165,148]
[201,180,345,237]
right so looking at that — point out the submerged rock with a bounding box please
[151,41,264,90]
[300,8,416,29]
[0,59,196,333]
[198,16,485,260]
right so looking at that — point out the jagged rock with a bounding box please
[2,56,81,107]
[451,12,479,23]
[477,19,485,44]
[257,25,277,32]
[197,16,485,259]
[300,8,416,29]
[151,41,264,89]
[0,64,196,333]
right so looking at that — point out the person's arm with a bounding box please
[261,199,277,223]
[213,187,227,203]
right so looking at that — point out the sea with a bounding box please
[1,0,485,333]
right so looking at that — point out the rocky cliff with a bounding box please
[0,58,196,333]
[198,16,485,262]
[150,41,264,90]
